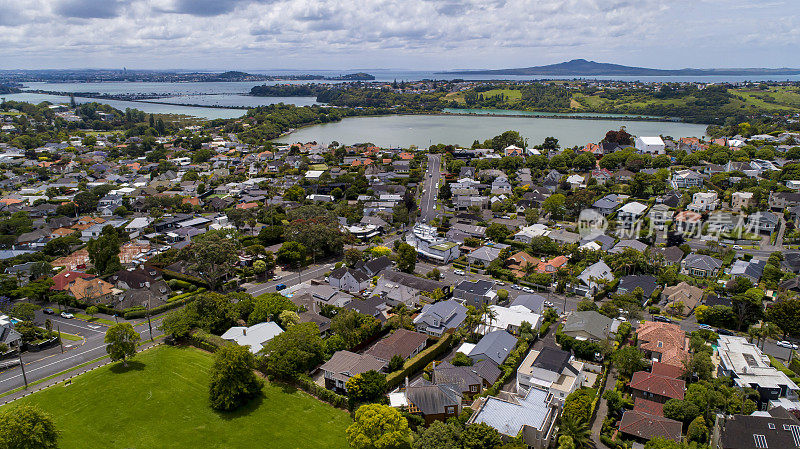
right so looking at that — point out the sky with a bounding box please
[1,0,798,71]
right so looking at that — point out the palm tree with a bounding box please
[481,302,497,332]
[559,414,594,449]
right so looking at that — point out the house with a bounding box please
[730,258,767,284]
[469,330,518,366]
[617,202,648,228]
[328,267,370,293]
[433,360,500,398]
[465,245,503,266]
[393,378,462,425]
[365,328,428,362]
[609,239,649,255]
[0,315,22,350]
[670,169,704,189]
[570,260,614,297]
[373,270,450,307]
[681,253,723,278]
[747,211,779,234]
[618,409,682,443]
[662,282,704,316]
[510,294,548,314]
[360,256,393,277]
[453,279,497,308]
[319,350,387,392]
[513,224,549,244]
[516,346,585,403]
[477,305,542,335]
[617,275,658,301]
[68,277,116,303]
[406,224,461,263]
[731,191,755,211]
[714,408,800,449]
[768,191,800,210]
[688,191,719,212]
[649,246,685,267]
[634,136,666,154]
[469,387,558,449]
[413,300,467,337]
[220,322,284,354]
[630,369,685,403]
[593,194,622,216]
[636,321,690,369]
[716,335,800,407]
[561,311,617,342]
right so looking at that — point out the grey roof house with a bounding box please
[413,300,468,337]
[469,330,518,366]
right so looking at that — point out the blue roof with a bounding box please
[469,330,518,366]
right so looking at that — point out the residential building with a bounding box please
[373,270,449,307]
[328,267,370,293]
[406,224,461,263]
[713,408,800,449]
[477,305,542,335]
[469,387,558,449]
[747,211,780,234]
[768,191,800,210]
[635,136,666,154]
[617,202,648,228]
[453,279,497,308]
[716,335,800,408]
[561,311,617,342]
[220,322,284,354]
[731,191,755,211]
[392,378,462,425]
[0,315,21,350]
[630,369,685,403]
[618,409,682,444]
[661,282,704,316]
[688,191,719,212]
[681,253,724,278]
[730,258,767,284]
[469,330,518,366]
[570,260,614,297]
[636,321,690,369]
[432,360,501,397]
[670,169,704,189]
[413,300,467,337]
[617,275,658,301]
[365,328,428,362]
[516,346,585,403]
[320,350,387,392]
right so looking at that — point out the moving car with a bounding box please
[453,269,465,275]
[653,315,672,323]
[43,308,54,315]
[60,312,74,319]
[732,245,743,250]
[275,284,287,291]
[697,324,713,331]
[716,328,734,336]
[777,340,799,350]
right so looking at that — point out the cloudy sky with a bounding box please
[1,0,798,71]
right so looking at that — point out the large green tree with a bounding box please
[460,422,502,449]
[209,344,264,411]
[182,229,241,291]
[104,323,141,367]
[261,322,325,380]
[87,225,123,275]
[0,405,59,449]
[346,370,387,404]
[766,298,800,338]
[413,420,461,449]
[346,404,412,449]
[396,242,417,274]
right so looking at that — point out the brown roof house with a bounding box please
[319,350,387,393]
[661,282,704,316]
[636,321,690,369]
[365,328,428,363]
[392,378,462,425]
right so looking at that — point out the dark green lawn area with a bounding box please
[3,346,351,449]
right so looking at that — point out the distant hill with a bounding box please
[326,73,375,81]
[0,84,20,94]
[442,59,800,76]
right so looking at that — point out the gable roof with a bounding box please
[562,311,613,341]
[619,410,682,442]
[319,350,387,383]
[532,346,574,374]
[365,328,428,361]
[630,371,685,400]
[718,409,800,449]
[470,330,518,366]
[382,270,448,293]
[405,379,461,415]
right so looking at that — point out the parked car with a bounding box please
[275,284,287,291]
[653,315,672,323]
[777,340,799,350]
[43,308,54,315]
[60,312,74,319]
[732,245,743,250]
[698,324,713,331]
[544,301,554,308]
[521,287,534,293]
[512,284,521,290]
[496,281,505,286]
[716,328,734,336]
[453,269,465,275]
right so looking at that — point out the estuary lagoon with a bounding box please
[274,114,708,148]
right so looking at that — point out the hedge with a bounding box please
[159,268,209,288]
[768,355,800,385]
[123,288,205,319]
[184,329,231,353]
[386,332,454,389]
[600,434,627,449]
[295,375,348,409]
[483,339,531,397]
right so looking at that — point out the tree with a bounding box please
[0,405,59,449]
[182,229,241,291]
[346,370,387,404]
[86,225,122,275]
[460,422,502,449]
[209,344,264,411]
[686,416,708,444]
[248,293,297,325]
[439,182,452,201]
[611,345,648,378]
[485,223,511,242]
[558,414,592,449]
[279,310,300,328]
[104,323,140,367]
[346,404,412,449]
[86,305,99,318]
[572,152,596,172]
[603,389,624,415]
[345,248,364,267]
[387,354,405,372]
[396,242,416,273]
[10,303,39,322]
[261,322,325,380]
[413,420,461,449]
[496,289,509,302]
[562,388,595,424]
[276,241,308,269]
[159,308,196,338]
[558,435,576,449]
[542,194,567,219]
[452,352,474,366]
[766,298,800,338]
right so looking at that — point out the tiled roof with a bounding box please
[630,371,685,400]
[619,410,682,442]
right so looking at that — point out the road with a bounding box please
[419,154,441,223]
[0,312,163,394]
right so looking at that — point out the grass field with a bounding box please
[72,313,116,326]
[58,332,83,341]
[3,346,351,449]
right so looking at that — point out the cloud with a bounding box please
[0,0,797,70]
[55,0,126,19]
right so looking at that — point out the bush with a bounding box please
[296,375,348,409]
[123,289,205,319]
[185,329,231,353]
[563,388,596,423]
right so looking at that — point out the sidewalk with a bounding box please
[590,367,617,449]
[0,339,163,405]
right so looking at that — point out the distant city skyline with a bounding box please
[1,0,797,70]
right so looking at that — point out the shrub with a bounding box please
[123,289,205,319]
[296,375,347,409]
[386,332,454,389]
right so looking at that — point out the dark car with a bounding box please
[653,315,672,323]
[43,308,54,315]
[275,284,287,291]
[716,328,735,336]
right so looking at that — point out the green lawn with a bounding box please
[73,313,116,326]
[58,332,83,341]
[3,346,351,449]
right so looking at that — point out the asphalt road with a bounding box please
[0,312,163,394]
[419,154,441,223]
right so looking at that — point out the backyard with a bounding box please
[1,345,352,449]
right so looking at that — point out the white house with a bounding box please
[406,224,461,263]
[617,202,648,228]
[517,346,585,404]
[221,322,284,354]
[328,267,370,293]
[687,191,718,212]
[634,136,666,154]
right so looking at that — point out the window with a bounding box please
[768,423,775,430]
[470,385,478,392]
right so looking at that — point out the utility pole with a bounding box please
[17,348,28,389]
[57,323,64,353]
[145,282,153,342]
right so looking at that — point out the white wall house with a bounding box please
[634,136,666,154]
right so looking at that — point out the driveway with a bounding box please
[590,368,616,449]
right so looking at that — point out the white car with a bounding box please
[544,301,554,307]
[60,312,74,319]
[512,284,521,290]
[777,340,799,350]
[732,245,743,250]
[453,269,465,275]
[521,287,534,293]
[496,282,505,286]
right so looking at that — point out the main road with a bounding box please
[419,153,442,223]
[0,311,163,394]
